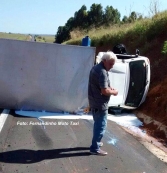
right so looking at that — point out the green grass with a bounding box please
[65,10,167,54]
[162,41,167,54]
[44,35,55,43]
[0,32,28,40]
[35,35,55,43]
[0,32,55,43]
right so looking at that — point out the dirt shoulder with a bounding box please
[96,35,167,152]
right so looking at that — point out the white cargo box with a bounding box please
[0,38,95,112]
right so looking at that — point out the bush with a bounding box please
[162,41,167,54]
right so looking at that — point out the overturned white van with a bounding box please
[96,52,150,109]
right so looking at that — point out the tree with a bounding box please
[55,26,70,43]
[73,5,88,28]
[103,6,113,25]
[103,6,121,25]
[87,3,103,27]
[122,12,139,23]
[122,15,128,23]
[66,17,75,30]
[54,3,122,43]
[129,11,137,22]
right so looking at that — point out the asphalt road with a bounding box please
[0,110,167,173]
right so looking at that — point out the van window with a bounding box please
[125,60,146,107]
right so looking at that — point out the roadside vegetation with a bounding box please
[35,35,55,43]
[0,32,55,43]
[65,10,167,55]
[55,3,143,44]
[0,32,28,40]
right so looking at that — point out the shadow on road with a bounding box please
[0,147,91,164]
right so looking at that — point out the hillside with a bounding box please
[95,17,167,146]
[66,11,167,147]
[96,31,167,146]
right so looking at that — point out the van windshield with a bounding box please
[125,60,147,107]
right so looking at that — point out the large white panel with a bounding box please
[0,39,95,112]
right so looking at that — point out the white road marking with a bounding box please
[0,109,10,132]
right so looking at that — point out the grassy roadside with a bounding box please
[0,32,28,40]
[0,32,55,43]
[35,35,55,43]
[65,11,167,55]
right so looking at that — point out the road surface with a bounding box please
[0,109,167,173]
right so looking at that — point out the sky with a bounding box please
[0,0,167,35]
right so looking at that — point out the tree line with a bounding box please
[55,4,143,43]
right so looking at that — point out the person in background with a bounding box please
[88,51,118,156]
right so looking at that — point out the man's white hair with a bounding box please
[101,51,117,61]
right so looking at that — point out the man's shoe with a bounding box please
[90,149,108,156]
[98,142,103,147]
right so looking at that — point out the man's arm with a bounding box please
[101,87,118,96]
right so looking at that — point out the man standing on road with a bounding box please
[88,51,118,156]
